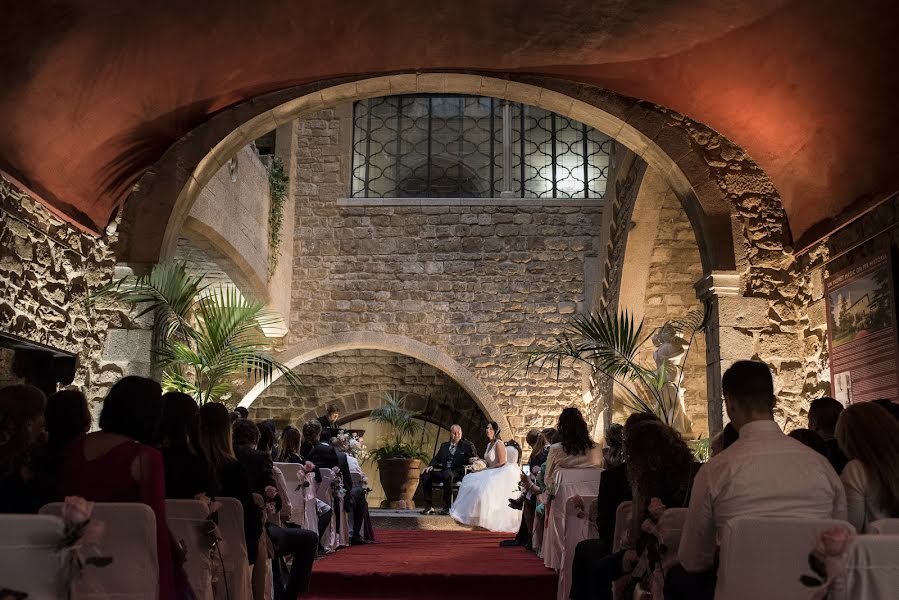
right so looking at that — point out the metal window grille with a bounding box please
[350,94,611,199]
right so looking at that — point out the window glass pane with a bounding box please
[350,94,610,199]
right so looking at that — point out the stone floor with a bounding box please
[369,508,478,531]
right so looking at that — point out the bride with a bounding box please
[450,421,522,532]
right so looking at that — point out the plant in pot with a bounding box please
[368,392,428,510]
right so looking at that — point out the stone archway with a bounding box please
[120,73,743,275]
[238,331,511,434]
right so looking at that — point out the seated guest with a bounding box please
[159,391,209,499]
[835,401,899,531]
[788,428,829,457]
[419,424,477,515]
[709,422,738,457]
[0,385,47,513]
[569,412,658,600]
[266,462,319,600]
[332,434,372,544]
[668,361,847,600]
[258,419,278,458]
[276,426,303,463]
[808,396,849,474]
[317,404,341,443]
[58,377,177,600]
[232,419,276,495]
[577,420,697,600]
[197,403,262,564]
[543,407,603,496]
[872,398,899,420]
[234,406,249,419]
[300,420,342,543]
[31,389,91,509]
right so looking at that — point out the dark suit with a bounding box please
[234,444,276,495]
[512,445,551,546]
[421,439,477,510]
[337,451,368,540]
[824,438,849,474]
[306,442,352,493]
[317,415,338,444]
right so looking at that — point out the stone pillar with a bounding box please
[99,262,156,379]
[695,271,769,435]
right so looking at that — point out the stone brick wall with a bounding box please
[250,349,488,436]
[0,177,130,417]
[275,104,605,442]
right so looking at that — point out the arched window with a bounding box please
[351,95,611,199]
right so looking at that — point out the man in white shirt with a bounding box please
[667,360,847,599]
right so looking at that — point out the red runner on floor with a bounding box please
[304,529,558,600]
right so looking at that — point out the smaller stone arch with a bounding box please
[238,331,511,434]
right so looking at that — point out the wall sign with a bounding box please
[824,251,899,404]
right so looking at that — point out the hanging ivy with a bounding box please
[267,155,289,275]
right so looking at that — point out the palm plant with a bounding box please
[92,261,301,404]
[522,303,710,426]
[368,392,428,461]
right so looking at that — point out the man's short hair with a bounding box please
[232,418,260,446]
[325,404,340,416]
[302,419,323,444]
[234,406,249,419]
[808,397,844,434]
[722,360,776,414]
[450,424,462,432]
[525,428,541,447]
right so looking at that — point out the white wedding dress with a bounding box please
[450,442,522,532]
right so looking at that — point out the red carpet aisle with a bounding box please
[304,529,558,600]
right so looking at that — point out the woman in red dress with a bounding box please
[59,376,177,600]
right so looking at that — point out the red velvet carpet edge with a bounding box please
[304,529,558,600]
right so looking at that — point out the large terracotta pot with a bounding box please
[377,458,422,509]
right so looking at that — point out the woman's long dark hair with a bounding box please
[557,407,595,456]
[277,427,301,461]
[198,402,236,487]
[159,392,199,454]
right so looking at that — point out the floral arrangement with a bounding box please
[330,466,346,500]
[468,458,487,472]
[799,525,855,599]
[335,432,369,462]
[57,496,112,594]
[619,497,668,600]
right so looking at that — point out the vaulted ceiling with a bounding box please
[1,0,897,242]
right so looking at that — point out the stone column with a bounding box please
[694,271,768,435]
[99,262,156,379]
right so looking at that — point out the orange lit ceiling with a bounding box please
[1,0,897,242]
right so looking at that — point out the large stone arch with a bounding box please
[118,73,747,275]
[238,331,511,435]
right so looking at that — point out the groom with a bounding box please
[420,424,477,515]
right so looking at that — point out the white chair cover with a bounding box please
[0,514,65,600]
[544,467,603,570]
[833,535,899,600]
[612,500,633,552]
[166,499,213,600]
[215,497,253,600]
[868,518,899,534]
[657,507,688,570]
[532,494,546,556]
[716,516,856,600]
[274,462,310,527]
[316,469,339,552]
[41,502,158,600]
[557,494,598,600]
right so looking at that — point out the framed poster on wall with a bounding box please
[824,251,899,404]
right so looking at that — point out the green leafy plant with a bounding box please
[368,392,429,461]
[92,261,301,404]
[521,303,710,426]
[267,155,289,276]
[688,438,711,462]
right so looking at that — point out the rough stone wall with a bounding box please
[249,349,488,435]
[0,178,130,416]
[279,105,604,441]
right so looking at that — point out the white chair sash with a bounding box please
[41,502,158,600]
[657,507,688,570]
[544,467,603,570]
[316,469,339,552]
[612,500,633,552]
[868,518,899,535]
[0,514,65,600]
[166,499,213,600]
[274,462,309,528]
[215,497,253,600]
[557,494,598,600]
[716,516,856,600]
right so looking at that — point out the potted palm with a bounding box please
[523,304,709,429]
[91,261,301,404]
[368,393,428,509]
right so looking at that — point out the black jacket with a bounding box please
[234,443,276,495]
[429,439,478,472]
[528,446,550,470]
[306,442,353,493]
[317,415,338,442]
